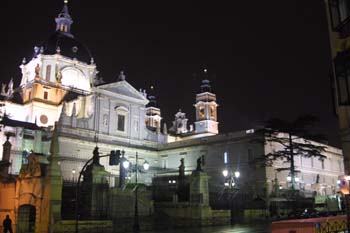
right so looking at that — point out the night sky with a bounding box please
[1,1,341,147]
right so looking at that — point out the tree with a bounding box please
[255,115,327,190]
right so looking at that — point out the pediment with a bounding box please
[97,81,148,104]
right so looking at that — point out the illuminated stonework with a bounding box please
[0,3,346,231]
[61,66,90,91]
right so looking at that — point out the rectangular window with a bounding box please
[329,0,350,33]
[45,65,51,81]
[338,72,349,104]
[248,149,253,162]
[162,159,167,169]
[335,53,350,105]
[22,150,29,165]
[321,159,325,169]
[339,0,350,22]
[28,91,31,100]
[117,114,125,131]
[311,157,314,168]
[43,91,48,100]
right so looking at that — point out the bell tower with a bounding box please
[194,71,218,135]
[145,86,162,133]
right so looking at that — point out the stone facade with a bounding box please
[0,1,347,232]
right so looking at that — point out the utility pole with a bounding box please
[133,152,140,233]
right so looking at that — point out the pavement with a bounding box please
[153,224,271,233]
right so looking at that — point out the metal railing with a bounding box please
[315,218,347,233]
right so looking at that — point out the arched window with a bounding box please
[61,67,90,91]
[210,105,216,120]
[199,106,205,119]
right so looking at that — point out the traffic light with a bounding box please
[109,150,121,165]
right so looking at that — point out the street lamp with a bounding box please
[143,161,150,170]
[222,169,228,177]
[234,171,240,178]
[123,159,130,169]
[124,152,149,233]
[222,167,240,225]
[72,169,76,182]
[286,174,300,186]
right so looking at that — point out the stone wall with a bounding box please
[52,220,113,233]
[0,181,16,231]
[108,187,153,218]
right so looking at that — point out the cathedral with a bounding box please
[0,1,346,232]
[0,1,219,182]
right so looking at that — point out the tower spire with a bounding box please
[193,69,219,135]
[55,0,74,37]
[200,68,212,92]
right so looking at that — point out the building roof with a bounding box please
[0,116,42,131]
[38,31,93,64]
[60,91,82,103]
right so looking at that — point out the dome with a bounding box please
[32,1,93,64]
[38,31,93,64]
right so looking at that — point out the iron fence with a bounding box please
[315,219,347,233]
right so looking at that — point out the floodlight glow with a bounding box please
[143,161,150,170]
[234,171,240,178]
[122,160,130,169]
[224,152,228,164]
[287,176,292,182]
[222,169,228,177]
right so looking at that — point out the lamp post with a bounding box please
[119,150,128,187]
[222,167,240,225]
[75,147,109,233]
[75,147,117,233]
[122,152,149,233]
[72,169,76,182]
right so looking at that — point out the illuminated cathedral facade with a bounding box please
[0,1,220,182]
[0,2,346,231]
